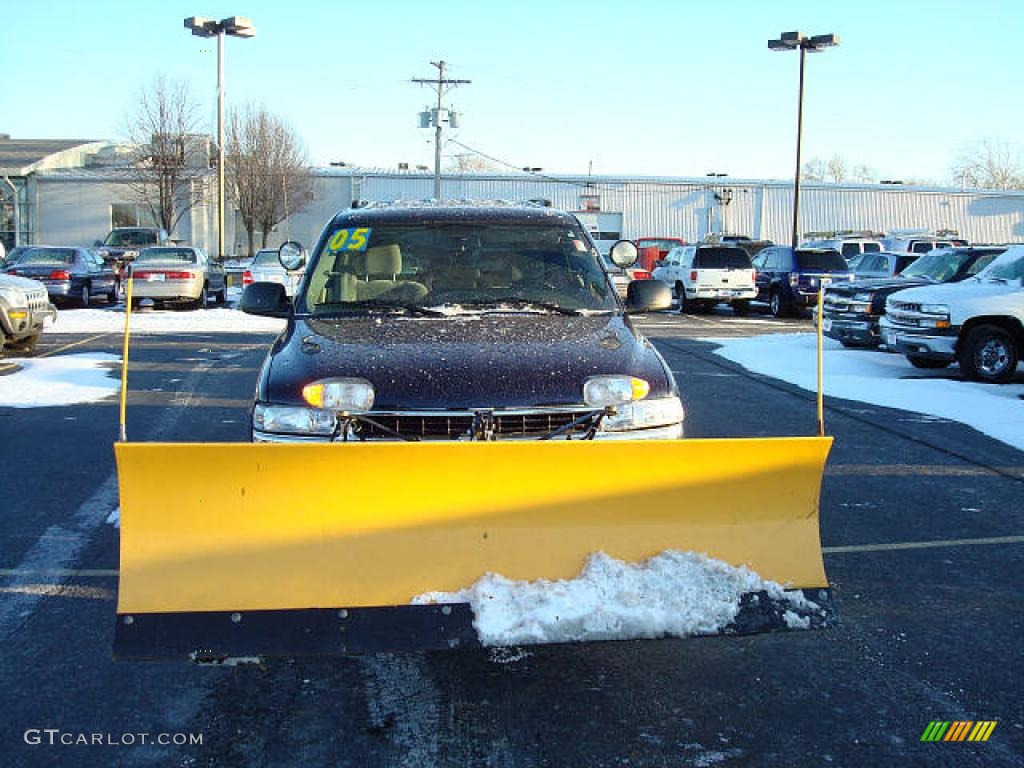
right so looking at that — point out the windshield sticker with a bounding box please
[327,227,372,253]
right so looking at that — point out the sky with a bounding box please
[2,0,1023,183]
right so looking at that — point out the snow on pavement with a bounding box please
[711,333,1024,452]
[414,550,817,646]
[0,353,121,408]
[48,305,285,334]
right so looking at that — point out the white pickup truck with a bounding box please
[879,247,1024,383]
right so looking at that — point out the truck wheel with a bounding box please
[8,333,40,353]
[958,324,1018,383]
[769,290,789,318]
[908,356,950,369]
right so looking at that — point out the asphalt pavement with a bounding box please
[0,307,1021,768]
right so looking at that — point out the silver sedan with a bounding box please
[128,247,227,309]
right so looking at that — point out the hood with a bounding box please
[887,277,1022,304]
[829,276,929,296]
[0,274,48,293]
[263,314,672,410]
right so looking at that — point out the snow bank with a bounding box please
[414,550,814,646]
[0,353,120,408]
[711,333,1024,452]
[48,306,285,334]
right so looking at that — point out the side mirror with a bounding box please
[241,282,290,318]
[625,279,671,314]
[279,241,306,271]
[609,239,639,268]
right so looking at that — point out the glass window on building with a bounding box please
[111,203,157,229]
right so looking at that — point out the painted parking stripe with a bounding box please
[824,536,1024,554]
[826,464,1024,478]
[36,332,113,358]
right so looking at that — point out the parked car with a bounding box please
[0,245,38,270]
[0,273,57,357]
[879,247,1024,382]
[802,235,883,263]
[94,227,172,284]
[819,246,1006,348]
[127,246,227,309]
[652,244,756,314]
[601,256,652,299]
[240,202,681,442]
[5,246,118,306]
[881,234,956,254]
[852,251,921,279]
[751,246,855,317]
[243,248,305,297]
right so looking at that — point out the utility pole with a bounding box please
[412,61,470,199]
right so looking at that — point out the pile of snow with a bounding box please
[0,353,120,408]
[48,306,285,334]
[414,550,814,646]
[711,333,1024,452]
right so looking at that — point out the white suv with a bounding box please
[652,245,756,314]
[803,238,883,264]
[879,247,1024,383]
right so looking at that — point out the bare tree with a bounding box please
[226,105,313,257]
[801,157,826,181]
[826,154,847,183]
[123,76,210,236]
[447,153,500,173]
[851,164,876,183]
[951,139,1024,190]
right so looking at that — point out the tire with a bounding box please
[958,324,1019,384]
[907,356,951,369]
[7,333,40,353]
[107,283,118,304]
[732,300,750,316]
[769,290,789,318]
[195,285,209,310]
[677,284,690,314]
[80,282,91,308]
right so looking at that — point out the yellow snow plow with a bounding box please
[113,436,833,659]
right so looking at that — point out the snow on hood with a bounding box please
[0,353,120,408]
[413,550,816,646]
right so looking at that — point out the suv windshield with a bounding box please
[796,250,846,271]
[103,229,159,247]
[983,253,1024,282]
[901,250,999,282]
[300,221,617,315]
[135,248,197,264]
[694,247,751,269]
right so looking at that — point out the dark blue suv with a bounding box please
[752,246,855,317]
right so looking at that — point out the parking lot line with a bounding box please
[823,535,1024,554]
[826,464,1024,478]
[36,332,113,358]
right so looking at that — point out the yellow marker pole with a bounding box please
[119,277,134,442]
[816,285,825,436]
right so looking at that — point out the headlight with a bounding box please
[920,303,949,315]
[583,375,650,407]
[253,403,336,435]
[602,396,686,432]
[302,377,375,412]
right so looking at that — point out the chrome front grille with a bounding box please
[356,407,595,440]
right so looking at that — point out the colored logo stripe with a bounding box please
[921,720,997,742]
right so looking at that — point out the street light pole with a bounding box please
[768,31,839,249]
[184,15,255,261]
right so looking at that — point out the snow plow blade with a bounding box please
[113,437,834,660]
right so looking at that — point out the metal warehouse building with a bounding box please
[4,137,1024,253]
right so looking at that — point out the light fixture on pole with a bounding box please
[768,31,839,248]
[184,15,255,261]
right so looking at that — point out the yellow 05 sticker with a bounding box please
[327,227,372,253]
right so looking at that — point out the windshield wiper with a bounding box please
[445,298,598,316]
[311,300,447,317]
